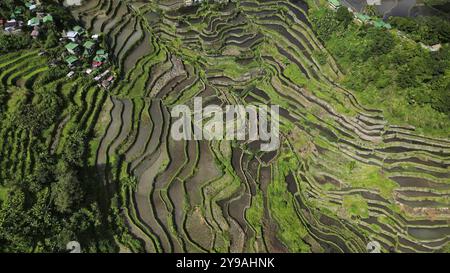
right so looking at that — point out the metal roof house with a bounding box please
[66,31,79,42]
[65,42,80,54]
[328,0,341,9]
[373,19,392,29]
[31,29,39,39]
[27,17,40,27]
[65,56,80,67]
[73,25,85,35]
[43,14,53,24]
[355,13,371,23]
[83,40,96,56]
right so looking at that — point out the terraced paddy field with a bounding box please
[68,0,450,253]
[0,0,448,253]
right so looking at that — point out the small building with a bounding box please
[43,14,53,24]
[95,49,108,60]
[31,29,39,39]
[73,25,85,35]
[421,43,442,52]
[92,49,109,67]
[94,69,110,81]
[83,40,96,56]
[5,19,17,28]
[328,0,341,9]
[65,42,80,54]
[65,56,79,67]
[66,31,79,42]
[373,19,391,29]
[14,7,23,17]
[66,71,75,78]
[27,17,40,27]
[101,76,114,89]
[4,19,18,32]
[355,13,370,24]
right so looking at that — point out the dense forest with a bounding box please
[310,6,450,136]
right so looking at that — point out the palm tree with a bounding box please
[364,4,380,17]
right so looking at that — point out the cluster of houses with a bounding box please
[0,0,54,39]
[62,26,115,89]
[327,0,392,30]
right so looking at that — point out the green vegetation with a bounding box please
[0,33,32,54]
[343,195,369,219]
[310,7,450,136]
[283,63,308,87]
[0,0,449,254]
[389,16,450,45]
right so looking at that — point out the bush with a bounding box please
[0,33,32,54]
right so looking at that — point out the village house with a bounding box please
[92,49,108,68]
[43,14,53,24]
[31,27,40,39]
[65,56,80,67]
[373,18,392,29]
[29,4,37,12]
[355,13,370,24]
[66,30,79,42]
[94,70,110,82]
[4,19,17,28]
[65,26,85,42]
[421,43,442,52]
[4,19,23,32]
[83,40,97,56]
[73,25,85,35]
[11,7,23,19]
[27,17,40,27]
[66,71,75,78]
[65,42,81,55]
[328,0,341,9]
[101,75,115,89]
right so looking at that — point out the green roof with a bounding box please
[43,14,53,23]
[73,25,84,34]
[328,0,341,7]
[65,56,79,65]
[355,13,370,22]
[373,19,392,29]
[28,17,40,26]
[83,40,96,49]
[93,55,106,62]
[65,42,79,51]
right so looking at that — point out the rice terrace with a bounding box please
[0,0,449,254]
